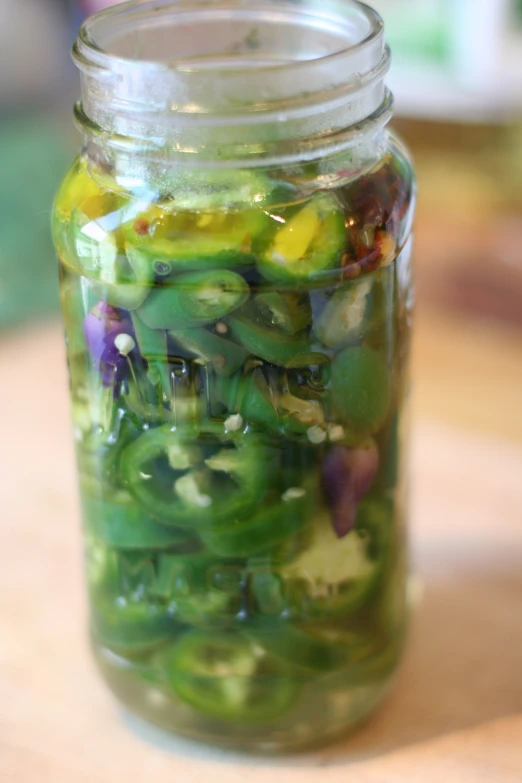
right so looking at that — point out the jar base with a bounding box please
[93,640,399,755]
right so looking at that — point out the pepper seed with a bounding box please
[225,414,244,432]
[282,487,306,502]
[114,334,136,356]
[329,425,345,442]
[307,425,327,444]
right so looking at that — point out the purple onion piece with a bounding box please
[84,302,135,387]
[321,442,379,539]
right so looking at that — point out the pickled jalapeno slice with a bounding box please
[314,277,373,348]
[149,552,246,628]
[122,201,267,274]
[245,623,349,673]
[199,483,315,558]
[214,367,327,436]
[82,493,192,550]
[90,550,177,655]
[330,346,391,435]
[157,630,299,723]
[170,326,249,377]
[256,501,392,620]
[91,599,176,654]
[137,270,249,330]
[69,195,155,310]
[258,193,345,283]
[130,313,171,397]
[227,312,311,366]
[254,291,313,335]
[120,423,277,527]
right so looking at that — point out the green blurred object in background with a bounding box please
[0,114,73,329]
[373,0,452,64]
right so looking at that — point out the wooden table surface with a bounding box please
[2,309,522,782]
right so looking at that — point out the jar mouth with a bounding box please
[73,0,392,164]
[76,0,384,76]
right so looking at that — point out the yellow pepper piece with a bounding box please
[271,202,320,266]
[56,162,101,217]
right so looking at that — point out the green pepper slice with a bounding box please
[316,626,402,689]
[150,553,247,628]
[157,630,299,723]
[254,292,312,335]
[69,195,154,310]
[253,501,391,621]
[88,545,179,653]
[199,485,315,558]
[77,415,141,492]
[122,198,267,274]
[169,327,248,377]
[330,346,391,435]
[82,492,191,550]
[120,423,276,528]
[245,623,348,673]
[314,277,374,348]
[258,193,345,283]
[215,367,326,436]
[130,313,171,398]
[138,270,249,330]
[227,313,311,366]
[213,370,280,432]
[91,597,176,654]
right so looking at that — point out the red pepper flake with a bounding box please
[360,257,382,274]
[133,218,150,236]
[355,244,381,264]
[337,168,359,179]
[343,262,362,279]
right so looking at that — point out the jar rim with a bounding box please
[75,0,385,78]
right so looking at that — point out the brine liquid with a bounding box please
[55,141,414,750]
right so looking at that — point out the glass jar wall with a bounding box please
[53,0,416,752]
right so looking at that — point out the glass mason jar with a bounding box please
[53,0,415,752]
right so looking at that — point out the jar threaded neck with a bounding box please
[74,0,392,165]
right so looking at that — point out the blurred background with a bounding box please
[2,1,522,777]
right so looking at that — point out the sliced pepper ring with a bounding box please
[150,552,247,628]
[314,276,374,348]
[157,630,299,723]
[88,547,181,654]
[120,422,277,529]
[257,193,346,283]
[199,481,316,558]
[227,312,311,366]
[254,500,392,621]
[121,199,268,274]
[214,367,327,436]
[138,270,249,330]
[69,201,155,310]
[169,327,249,377]
[91,597,176,654]
[130,312,172,398]
[82,492,192,550]
[245,622,349,673]
[254,292,312,335]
